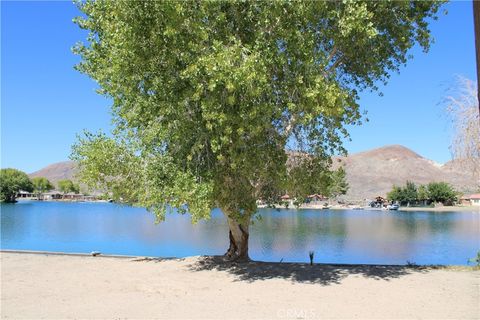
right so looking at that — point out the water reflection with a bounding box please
[1,202,479,265]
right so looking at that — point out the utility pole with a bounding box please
[473,0,480,115]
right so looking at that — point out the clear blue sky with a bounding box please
[1,1,477,173]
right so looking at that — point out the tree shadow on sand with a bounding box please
[187,256,438,285]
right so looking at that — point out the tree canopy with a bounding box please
[31,177,54,196]
[57,179,80,194]
[387,181,457,206]
[327,167,349,197]
[0,168,34,203]
[388,181,418,205]
[427,182,457,205]
[72,0,444,260]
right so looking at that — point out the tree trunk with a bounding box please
[224,213,250,261]
[5,194,17,203]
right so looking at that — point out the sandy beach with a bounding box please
[1,252,479,319]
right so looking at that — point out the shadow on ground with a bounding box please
[187,256,435,285]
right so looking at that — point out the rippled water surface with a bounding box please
[1,201,479,265]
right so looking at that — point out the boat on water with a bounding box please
[352,206,364,210]
[386,204,400,210]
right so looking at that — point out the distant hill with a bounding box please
[333,145,478,200]
[29,161,77,183]
[29,145,479,199]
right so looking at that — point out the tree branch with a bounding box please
[283,88,299,138]
[284,114,297,138]
[324,56,343,77]
[325,45,338,66]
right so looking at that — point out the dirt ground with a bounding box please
[1,252,479,319]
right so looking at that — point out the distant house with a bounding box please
[63,192,85,201]
[370,196,387,208]
[40,191,63,201]
[459,195,472,206]
[280,194,291,201]
[307,194,328,203]
[16,190,35,198]
[470,194,480,206]
[305,193,328,204]
[280,194,295,207]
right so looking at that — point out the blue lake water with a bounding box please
[1,201,479,265]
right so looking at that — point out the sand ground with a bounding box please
[1,251,479,319]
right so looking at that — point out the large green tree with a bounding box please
[427,182,457,205]
[417,184,429,206]
[57,179,80,194]
[0,168,34,203]
[402,181,418,206]
[387,185,403,203]
[31,177,54,198]
[328,167,349,197]
[72,0,443,260]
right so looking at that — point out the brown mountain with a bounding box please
[28,145,479,199]
[29,161,77,183]
[334,145,478,200]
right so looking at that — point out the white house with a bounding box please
[470,194,480,206]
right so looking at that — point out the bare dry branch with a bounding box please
[444,77,480,184]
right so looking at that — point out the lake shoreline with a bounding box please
[265,204,480,212]
[17,199,480,212]
[399,205,480,212]
[2,251,478,319]
[2,249,478,269]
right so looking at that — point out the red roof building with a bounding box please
[469,194,480,206]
